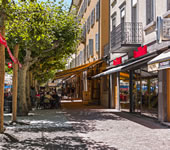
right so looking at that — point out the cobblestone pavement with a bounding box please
[62,102,170,150]
[1,102,170,150]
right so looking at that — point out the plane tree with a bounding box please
[5,0,81,116]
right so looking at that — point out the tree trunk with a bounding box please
[0,26,5,133]
[26,71,31,110]
[12,44,19,122]
[18,65,29,116]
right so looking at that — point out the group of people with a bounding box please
[30,87,61,109]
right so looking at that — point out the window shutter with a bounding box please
[95,33,99,52]
[91,9,95,27]
[79,51,82,65]
[146,0,154,25]
[77,55,79,66]
[89,39,93,56]
[84,0,87,11]
[96,1,100,21]
[84,47,86,63]
[88,0,91,6]
[81,51,83,65]
[168,0,170,10]
[91,11,93,27]
[82,22,86,41]
[87,16,90,32]
[87,45,89,59]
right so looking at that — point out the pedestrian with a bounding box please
[30,87,36,107]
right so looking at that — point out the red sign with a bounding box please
[8,62,12,69]
[113,57,122,65]
[134,45,147,58]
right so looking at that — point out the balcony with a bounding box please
[111,22,143,52]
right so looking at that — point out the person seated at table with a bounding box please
[44,92,54,109]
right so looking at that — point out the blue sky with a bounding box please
[41,0,72,6]
[63,0,72,6]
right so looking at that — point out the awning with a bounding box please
[148,49,170,71]
[54,59,103,80]
[148,49,170,64]
[92,53,157,79]
[92,66,123,78]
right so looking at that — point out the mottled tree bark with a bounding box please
[0,26,5,133]
[12,44,19,122]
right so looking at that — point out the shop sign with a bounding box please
[159,60,170,70]
[113,57,122,65]
[133,45,147,58]
[122,55,128,64]
[148,63,159,72]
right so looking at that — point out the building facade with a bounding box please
[103,0,170,122]
[69,0,109,105]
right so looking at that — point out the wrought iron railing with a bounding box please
[104,44,109,56]
[111,22,143,49]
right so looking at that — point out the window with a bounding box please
[112,16,116,30]
[95,33,99,52]
[89,39,94,56]
[87,45,89,58]
[84,48,86,63]
[80,51,83,65]
[82,23,86,40]
[111,0,117,8]
[96,1,100,21]
[87,16,91,33]
[167,0,170,10]
[91,9,95,27]
[146,0,154,25]
[88,0,91,6]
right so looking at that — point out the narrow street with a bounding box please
[1,102,170,150]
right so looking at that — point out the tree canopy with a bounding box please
[4,0,81,83]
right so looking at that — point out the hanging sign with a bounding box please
[0,34,22,68]
[134,45,147,58]
[148,63,159,72]
[113,57,122,65]
[8,62,12,69]
[159,60,170,70]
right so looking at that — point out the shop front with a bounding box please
[148,49,170,122]
[92,45,159,118]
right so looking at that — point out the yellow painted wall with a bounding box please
[77,0,100,63]
[100,0,109,58]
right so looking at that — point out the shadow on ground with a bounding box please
[2,135,117,150]
[113,112,169,129]
[64,110,126,133]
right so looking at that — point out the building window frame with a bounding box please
[89,39,94,56]
[91,8,95,28]
[167,0,170,10]
[146,0,155,25]
[96,1,100,21]
[95,33,99,52]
